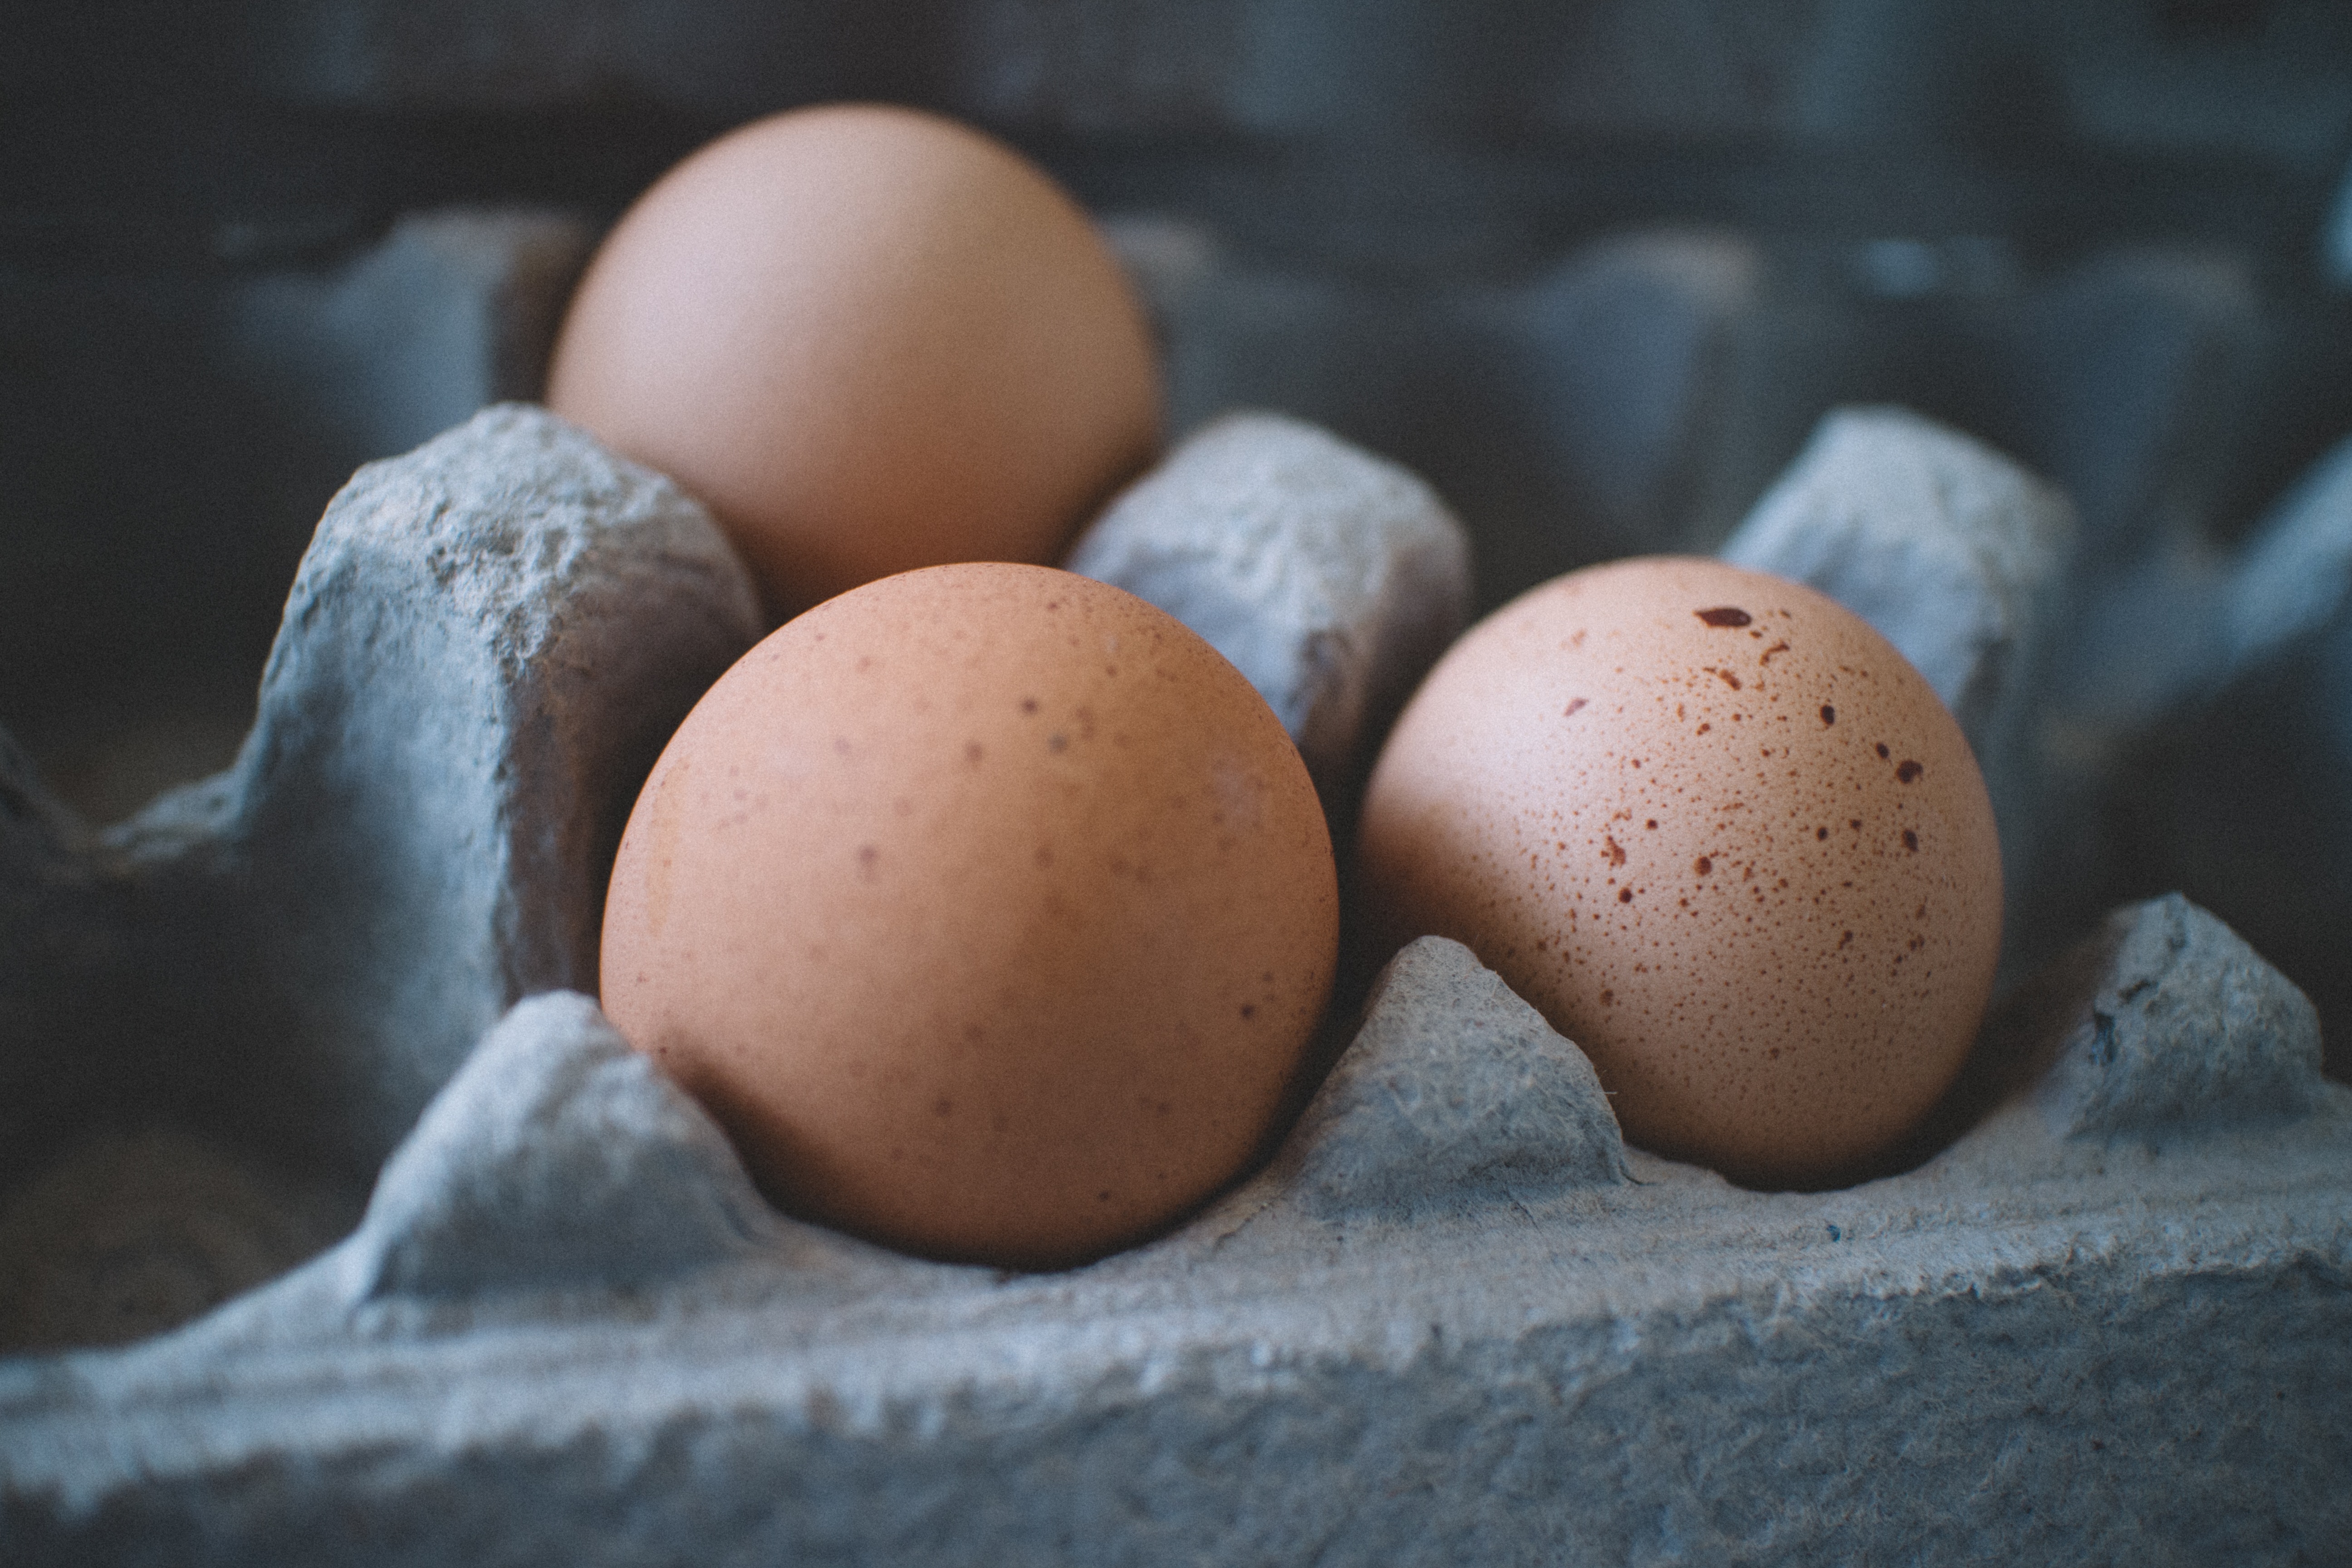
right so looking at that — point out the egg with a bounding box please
[545,103,1162,619]
[599,563,1339,1269]
[1357,556,2001,1187]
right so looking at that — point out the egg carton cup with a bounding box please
[3,405,2349,1565]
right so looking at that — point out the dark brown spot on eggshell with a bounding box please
[1696,606,1752,627]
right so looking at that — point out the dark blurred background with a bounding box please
[6,0,2352,1062]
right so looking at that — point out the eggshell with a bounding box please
[600,563,1339,1269]
[546,103,1162,619]
[1357,556,2002,1187]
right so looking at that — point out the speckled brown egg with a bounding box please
[1357,556,2001,1188]
[599,563,1338,1269]
[546,102,1162,620]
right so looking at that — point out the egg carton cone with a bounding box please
[1,403,2347,1566]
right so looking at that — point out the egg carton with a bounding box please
[2,398,2347,1564]
[17,199,2352,1032]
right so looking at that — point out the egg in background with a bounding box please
[600,564,1339,1269]
[1357,556,2003,1188]
[547,103,1161,620]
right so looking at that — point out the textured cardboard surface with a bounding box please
[0,406,761,1349]
[2,405,2347,1565]
[1068,410,1471,808]
[3,937,2344,1564]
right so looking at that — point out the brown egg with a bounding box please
[1357,556,2001,1187]
[546,102,1162,620]
[600,563,1338,1269]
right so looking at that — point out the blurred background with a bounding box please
[6,0,2352,1065]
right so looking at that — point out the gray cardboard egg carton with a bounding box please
[5,205,2352,1557]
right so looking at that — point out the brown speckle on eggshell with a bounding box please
[1357,556,2002,1188]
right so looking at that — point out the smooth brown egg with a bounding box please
[546,102,1162,619]
[600,563,1338,1269]
[1357,556,2001,1188]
